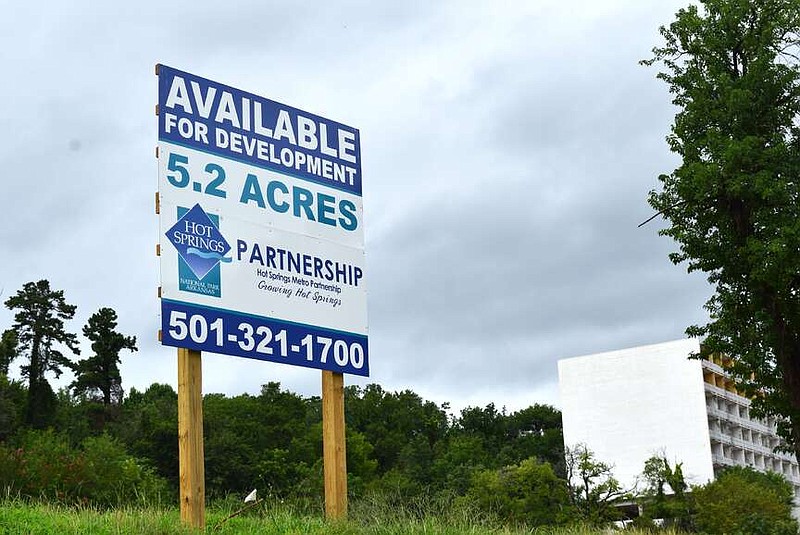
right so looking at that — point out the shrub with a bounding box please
[467,457,573,527]
[693,466,798,535]
[79,434,169,506]
[0,429,168,507]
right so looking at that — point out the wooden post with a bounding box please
[178,348,205,529]
[322,370,347,520]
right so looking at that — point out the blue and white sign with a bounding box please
[157,65,368,376]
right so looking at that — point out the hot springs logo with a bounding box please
[166,203,231,298]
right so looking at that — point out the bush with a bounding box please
[79,434,170,506]
[467,457,573,527]
[692,466,798,535]
[0,429,169,507]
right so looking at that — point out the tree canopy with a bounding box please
[644,0,800,452]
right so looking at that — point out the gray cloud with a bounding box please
[0,0,705,411]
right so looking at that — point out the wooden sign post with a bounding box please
[178,348,205,529]
[322,370,347,519]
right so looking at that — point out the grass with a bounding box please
[0,498,683,534]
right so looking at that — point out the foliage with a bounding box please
[203,383,316,498]
[644,0,800,450]
[71,307,137,406]
[0,328,18,376]
[692,466,798,534]
[455,403,565,476]
[467,457,573,527]
[4,280,79,427]
[0,376,25,441]
[505,404,565,475]
[637,455,692,529]
[564,445,627,525]
[50,387,94,445]
[110,383,179,488]
[0,279,625,528]
[431,435,489,495]
[345,384,449,478]
[0,364,567,526]
[0,429,168,507]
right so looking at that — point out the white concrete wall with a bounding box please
[558,339,715,492]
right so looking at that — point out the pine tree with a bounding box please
[72,307,137,405]
[4,280,79,427]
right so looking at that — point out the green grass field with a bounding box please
[0,499,681,535]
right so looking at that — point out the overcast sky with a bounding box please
[0,0,711,413]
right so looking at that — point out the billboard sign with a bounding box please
[157,65,368,376]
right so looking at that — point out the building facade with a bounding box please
[558,339,800,505]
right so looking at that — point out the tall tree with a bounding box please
[4,280,79,427]
[71,307,137,405]
[643,1,800,453]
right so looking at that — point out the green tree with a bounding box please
[345,384,448,478]
[638,455,692,529]
[643,1,800,452]
[0,376,25,441]
[565,444,627,524]
[71,307,137,406]
[468,458,573,527]
[693,466,798,534]
[431,435,489,494]
[4,280,79,427]
[457,403,508,455]
[437,403,564,492]
[112,383,178,486]
[203,383,322,498]
[505,404,565,476]
[0,329,18,376]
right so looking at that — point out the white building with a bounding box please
[558,339,800,503]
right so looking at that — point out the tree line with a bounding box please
[1,279,798,532]
[0,280,569,511]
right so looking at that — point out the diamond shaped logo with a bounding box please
[166,204,231,280]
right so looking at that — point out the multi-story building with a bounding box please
[558,339,800,508]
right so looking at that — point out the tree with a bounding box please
[637,455,692,529]
[564,444,627,524]
[506,404,565,476]
[113,383,179,486]
[643,1,800,453]
[4,280,79,427]
[71,307,137,405]
[203,383,314,497]
[0,376,25,440]
[468,458,573,527]
[431,435,489,494]
[344,384,448,477]
[0,329,18,376]
[693,466,798,534]
[443,403,565,484]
